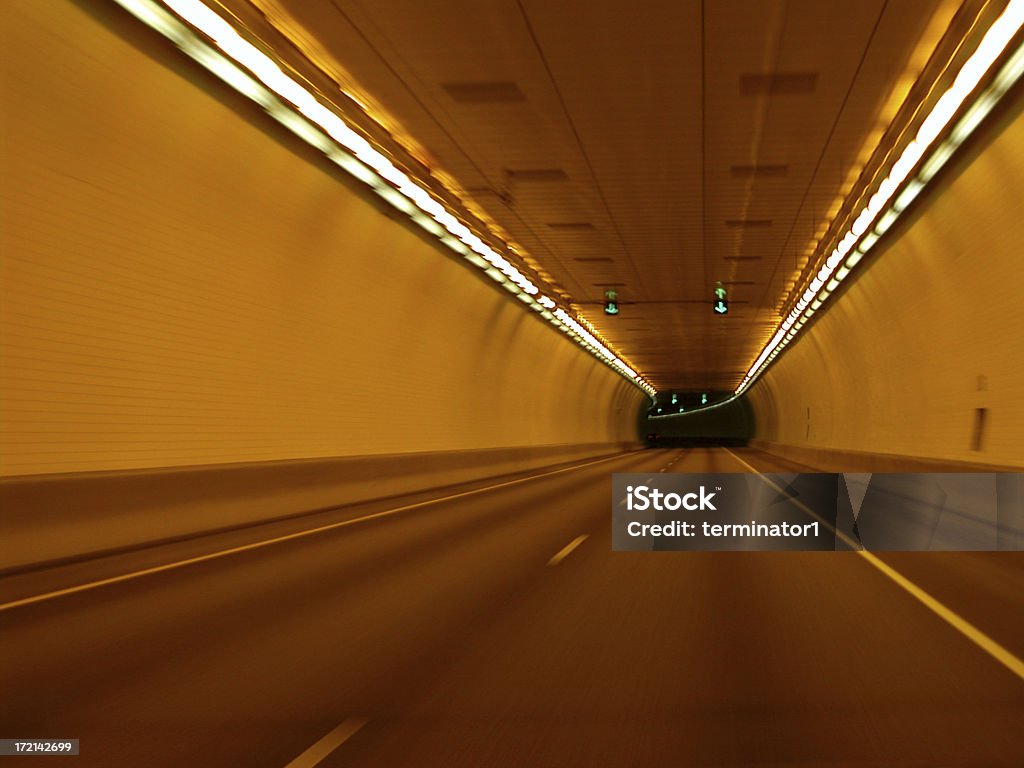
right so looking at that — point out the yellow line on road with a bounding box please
[548,535,589,566]
[723,447,1024,682]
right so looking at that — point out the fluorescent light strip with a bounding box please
[735,0,1024,397]
[111,0,654,396]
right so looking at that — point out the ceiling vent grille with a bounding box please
[739,72,817,95]
[730,164,789,178]
[548,222,595,230]
[507,169,569,182]
[442,81,526,103]
[725,219,773,228]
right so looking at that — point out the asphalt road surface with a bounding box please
[2,448,1022,766]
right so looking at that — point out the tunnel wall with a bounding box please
[746,92,1024,471]
[0,2,646,567]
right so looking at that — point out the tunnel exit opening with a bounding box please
[639,396,754,448]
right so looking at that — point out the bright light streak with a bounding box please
[734,2,1024,397]
[112,0,654,395]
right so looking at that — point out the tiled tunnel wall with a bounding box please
[0,0,647,485]
[746,91,1024,471]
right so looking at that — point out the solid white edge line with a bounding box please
[0,452,639,613]
[284,717,369,768]
[548,535,589,566]
[722,447,1024,682]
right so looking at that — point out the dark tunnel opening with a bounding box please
[637,395,755,448]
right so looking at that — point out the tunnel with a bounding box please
[2,1,1023,765]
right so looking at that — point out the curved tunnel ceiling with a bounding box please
[211,0,992,392]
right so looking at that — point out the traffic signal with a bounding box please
[604,289,619,315]
[713,283,728,315]
[701,393,708,405]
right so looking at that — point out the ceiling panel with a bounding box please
[243,0,963,391]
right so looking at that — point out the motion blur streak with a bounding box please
[109,0,652,394]
[2,449,1021,767]
[3,1,1024,766]
[0,451,628,613]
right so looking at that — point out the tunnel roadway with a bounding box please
[1,448,1022,767]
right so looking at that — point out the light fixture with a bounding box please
[110,0,657,398]
[734,0,1024,397]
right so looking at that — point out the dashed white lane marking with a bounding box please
[722,447,1024,682]
[548,535,589,566]
[284,717,369,768]
[658,449,687,473]
[1,452,640,613]
[620,470,664,504]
